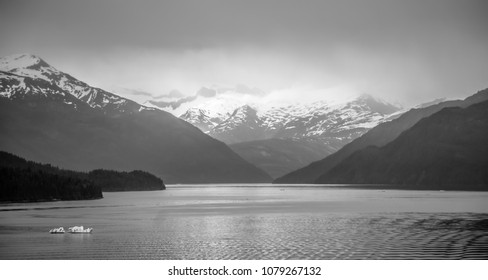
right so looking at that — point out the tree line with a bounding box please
[0,151,165,202]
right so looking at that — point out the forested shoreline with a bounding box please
[0,151,165,202]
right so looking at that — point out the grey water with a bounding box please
[1,185,487,259]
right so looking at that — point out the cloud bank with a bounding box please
[1,0,487,106]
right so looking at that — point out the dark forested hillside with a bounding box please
[315,100,488,189]
[275,88,488,184]
[0,151,102,202]
[88,169,164,192]
[0,151,165,202]
[0,167,102,202]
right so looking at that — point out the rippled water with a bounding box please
[1,185,487,259]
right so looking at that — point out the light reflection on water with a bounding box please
[0,185,487,259]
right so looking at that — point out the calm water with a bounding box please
[1,185,487,259]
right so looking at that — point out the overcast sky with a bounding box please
[1,0,487,106]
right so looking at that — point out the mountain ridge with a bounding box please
[0,54,272,183]
[315,100,488,189]
[175,91,402,145]
[275,88,488,184]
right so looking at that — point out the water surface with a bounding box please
[1,185,487,259]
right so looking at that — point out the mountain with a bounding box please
[0,54,272,183]
[275,88,488,183]
[179,108,217,133]
[0,54,142,114]
[229,138,340,179]
[213,94,400,144]
[142,85,401,178]
[211,105,266,143]
[166,90,402,145]
[315,100,488,189]
[149,85,253,133]
[142,85,401,143]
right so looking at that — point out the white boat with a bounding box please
[68,226,93,234]
[49,227,65,234]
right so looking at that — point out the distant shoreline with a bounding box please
[166,183,488,192]
[0,196,104,205]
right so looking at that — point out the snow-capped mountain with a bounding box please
[0,54,403,181]
[145,85,256,123]
[276,88,488,184]
[146,85,402,145]
[0,54,151,114]
[211,105,266,143]
[214,94,401,144]
[0,54,272,183]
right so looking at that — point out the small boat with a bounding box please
[49,227,65,234]
[68,226,93,234]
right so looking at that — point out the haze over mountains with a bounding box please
[129,85,402,178]
[139,85,401,143]
[0,54,271,183]
[229,138,337,179]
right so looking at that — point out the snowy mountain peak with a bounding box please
[354,93,401,115]
[0,54,155,114]
[180,107,211,122]
[0,54,49,71]
[234,104,256,114]
[161,85,404,144]
[179,108,216,132]
[175,92,404,144]
[0,53,60,82]
[225,105,258,123]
